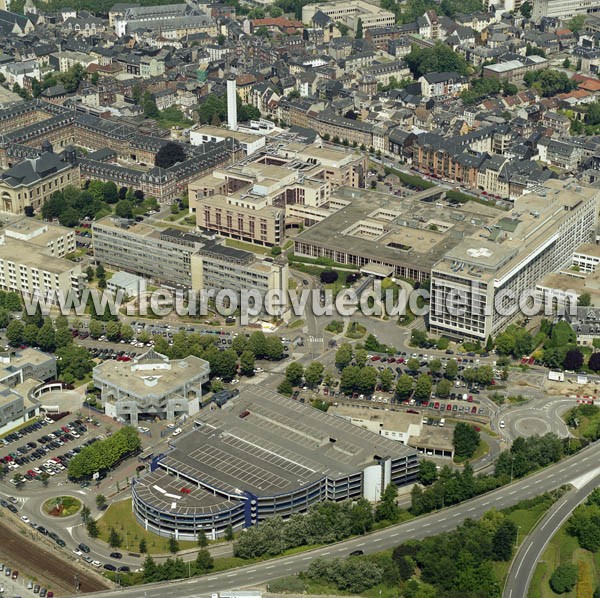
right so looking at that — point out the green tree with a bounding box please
[168,535,179,554]
[89,319,103,339]
[568,14,586,32]
[139,538,147,554]
[95,494,107,510]
[305,361,324,387]
[492,519,518,560]
[24,323,40,347]
[197,530,209,547]
[6,319,24,346]
[396,374,414,399]
[414,373,432,402]
[405,42,469,78]
[375,483,399,522]
[335,343,353,369]
[436,378,452,398]
[579,292,592,306]
[520,1,532,17]
[355,17,363,38]
[239,350,255,377]
[406,357,420,373]
[120,323,134,342]
[142,555,158,583]
[105,320,121,342]
[285,361,304,385]
[418,460,438,485]
[445,359,458,379]
[142,91,159,118]
[87,518,99,538]
[278,378,293,395]
[453,422,480,459]
[379,368,394,392]
[109,528,122,548]
[115,199,133,218]
[195,549,214,573]
[225,524,234,541]
[550,563,578,593]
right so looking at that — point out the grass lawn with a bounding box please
[528,526,584,598]
[491,496,560,589]
[225,239,270,255]
[288,319,304,329]
[97,499,197,554]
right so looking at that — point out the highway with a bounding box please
[80,440,600,598]
[503,468,600,598]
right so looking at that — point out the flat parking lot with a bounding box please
[1,415,100,489]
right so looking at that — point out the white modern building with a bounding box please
[189,126,265,156]
[429,180,600,341]
[532,0,600,21]
[93,350,210,426]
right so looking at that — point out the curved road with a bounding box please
[78,440,600,598]
[503,471,600,598]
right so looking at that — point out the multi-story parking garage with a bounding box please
[132,386,419,540]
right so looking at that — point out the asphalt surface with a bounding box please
[503,467,600,598]
[78,440,600,598]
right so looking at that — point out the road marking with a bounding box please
[390,533,399,537]
[423,523,430,527]
[265,565,275,570]
[482,502,490,506]
[355,543,365,547]
[321,552,330,556]
[522,485,529,489]
[467,507,476,512]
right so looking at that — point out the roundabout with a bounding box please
[42,495,82,518]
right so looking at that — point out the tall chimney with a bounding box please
[227,74,237,131]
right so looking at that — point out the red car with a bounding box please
[434,402,440,409]
[12,570,18,580]
[446,404,452,411]
[467,395,474,402]
[370,355,381,361]
[388,357,396,363]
